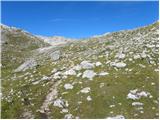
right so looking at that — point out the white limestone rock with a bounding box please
[64,83,73,90]
[77,73,82,77]
[95,61,102,66]
[99,72,109,76]
[111,62,126,68]
[64,69,76,76]
[132,102,143,106]
[64,114,74,119]
[87,96,92,101]
[72,65,82,71]
[53,99,65,108]
[115,53,125,59]
[80,61,95,69]
[133,54,141,59]
[61,109,68,113]
[82,70,97,80]
[127,89,151,100]
[106,115,125,119]
[80,87,90,93]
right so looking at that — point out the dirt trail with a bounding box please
[38,80,62,118]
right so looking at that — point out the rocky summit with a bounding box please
[1,22,159,119]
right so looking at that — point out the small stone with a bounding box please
[140,111,144,114]
[80,87,90,93]
[100,83,105,88]
[133,54,141,59]
[111,62,126,68]
[109,105,115,108]
[106,115,125,119]
[72,65,82,71]
[87,96,92,101]
[53,99,65,108]
[151,82,155,85]
[77,73,82,77]
[61,109,68,113]
[64,114,73,119]
[64,84,73,90]
[99,72,109,76]
[95,61,102,66]
[64,69,76,76]
[80,61,95,69]
[152,107,155,110]
[132,102,143,106]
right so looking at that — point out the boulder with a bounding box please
[64,83,73,90]
[50,50,60,61]
[80,87,90,93]
[80,61,95,69]
[82,70,97,80]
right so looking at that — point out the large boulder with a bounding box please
[50,50,60,61]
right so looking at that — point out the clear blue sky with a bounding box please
[1,1,159,39]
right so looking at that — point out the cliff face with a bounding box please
[1,22,159,119]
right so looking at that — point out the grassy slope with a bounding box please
[1,22,159,118]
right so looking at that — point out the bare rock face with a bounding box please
[14,59,37,72]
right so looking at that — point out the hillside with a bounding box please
[1,22,159,119]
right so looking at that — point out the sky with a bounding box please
[1,1,159,39]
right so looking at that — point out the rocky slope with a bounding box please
[1,22,159,119]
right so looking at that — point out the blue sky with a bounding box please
[1,1,159,39]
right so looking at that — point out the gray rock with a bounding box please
[106,115,125,119]
[80,61,95,69]
[82,70,97,80]
[111,62,126,68]
[64,69,76,76]
[64,114,74,119]
[50,50,60,61]
[64,83,73,90]
[53,99,65,108]
[80,87,90,93]
[14,59,37,72]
